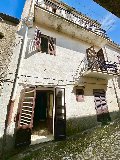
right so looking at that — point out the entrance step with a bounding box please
[31,134,53,145]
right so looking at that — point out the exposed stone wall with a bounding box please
[0,21,17,82]
[0,27,23,156]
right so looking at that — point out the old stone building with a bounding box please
[0,13,19,83]
[0,13,20,156]
[0,0,120,155]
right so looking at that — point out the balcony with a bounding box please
[35,0,108,47]
[75,46,119,80]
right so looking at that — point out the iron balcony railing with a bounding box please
[35,0,107,38]
[81,57,119,75]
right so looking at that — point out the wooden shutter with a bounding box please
[97,48,106,70]
[86,46,97,69]
[48,37,56,55]
[34,28,41,51]
[93,90,108,117]
[54,87,66,140]
[17,87,36,129]
[15,87,36,147]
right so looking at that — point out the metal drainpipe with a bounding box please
[7,25,28,125]
[12,26,28,100]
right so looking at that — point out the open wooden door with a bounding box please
[54,87,66,141]
[15,87,36,147]
[47,91,54,133]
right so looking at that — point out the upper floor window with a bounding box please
[34,27,56,55]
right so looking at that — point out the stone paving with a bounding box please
[8,119,120,160]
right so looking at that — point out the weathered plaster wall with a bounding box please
[13,25,120,121]
[105,44,120,106]
[0,18,120,153]
[12,25,120,126]
[18,25,92,86]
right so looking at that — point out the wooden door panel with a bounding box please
[54,87,66,141]
[47,92,54,133]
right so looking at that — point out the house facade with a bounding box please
[0,0,120,154]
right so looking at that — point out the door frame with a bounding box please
[35,87,54,135]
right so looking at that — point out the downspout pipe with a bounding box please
[7,25,28,125]
[12,26,28,100]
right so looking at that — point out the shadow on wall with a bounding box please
[0,134,15,159]
[66,110,120,136]
[0,134,29,160]
[24,39,38,59]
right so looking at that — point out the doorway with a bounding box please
[15,87,66,146]
[31,90,54,144]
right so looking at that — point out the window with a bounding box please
[0,32,4,39]
[76,89,84,102]
[34,31,56,55]
[52,7,57,13]
[41,36,48,53]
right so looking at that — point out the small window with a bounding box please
[76,89,84,102]
[0,32,4,39]
[52,7,57,13]
[34,30,56,55]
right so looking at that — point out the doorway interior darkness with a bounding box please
[32,90,53,136]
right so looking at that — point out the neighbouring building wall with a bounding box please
[0,33,23,155]
[0,17,20,155]
[0,20,17,82]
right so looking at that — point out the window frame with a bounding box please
[0,32,4,39]
[76,88,84,102]
[37,33,56,55]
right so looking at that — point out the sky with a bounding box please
[0,0,120,45]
